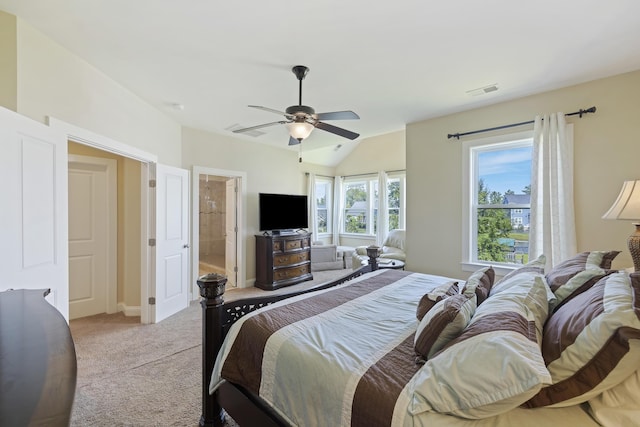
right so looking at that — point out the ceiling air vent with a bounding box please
[466,84,499,97]
[226,124,266,138]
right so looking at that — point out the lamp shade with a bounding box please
[602,180,640,221]
[286,121,314,141]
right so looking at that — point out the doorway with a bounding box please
[192,166,246,293]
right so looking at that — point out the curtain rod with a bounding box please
[447,106,596,140]
[306,170,406,179]
[340,169,406,179]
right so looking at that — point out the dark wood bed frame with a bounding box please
[197,255,381,427]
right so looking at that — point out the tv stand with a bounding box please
[255,232,313,290]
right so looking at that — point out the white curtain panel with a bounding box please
[332,176,344,246]
[377,171,389,247]
[307,173,318,239]
[530,113,577,268]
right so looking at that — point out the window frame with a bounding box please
[461,130,533,276]
[342,176,377,235]
[314,177,333,236]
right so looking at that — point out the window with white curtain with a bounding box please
[462,131,533,273]
[342,173,406,236]
[315,178,332,234]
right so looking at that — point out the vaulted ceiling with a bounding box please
[2,0,640,165]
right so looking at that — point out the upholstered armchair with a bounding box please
[310,242,345,271]
[352,229,406,270]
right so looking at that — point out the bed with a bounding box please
[197,251,640,427]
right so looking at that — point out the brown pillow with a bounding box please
[414,294,476,361]
[524,271,640,408]
[546,251,620,310]
[416,281,458,321]
[461,266,494,305]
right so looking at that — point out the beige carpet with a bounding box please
[69,269,353,426]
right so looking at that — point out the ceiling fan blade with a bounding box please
[314,121,360,140]
[289,136,301,146]
[248,105,293,118]
[315,110,360,121]
[232,120,288,133]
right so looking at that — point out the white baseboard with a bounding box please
[118,303,141,317]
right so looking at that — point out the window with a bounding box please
[315,178,332,234]
[462,131,532,271]
[342,173,406,235]
[344,180,375,234]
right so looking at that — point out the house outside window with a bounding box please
[315,178,332,234]
[462,131,532,273]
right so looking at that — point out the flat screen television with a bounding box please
[259,193,308,232]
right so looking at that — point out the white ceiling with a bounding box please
[2,0,640,166]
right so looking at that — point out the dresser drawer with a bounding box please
[274,251,310,267]
[274,263,311,282]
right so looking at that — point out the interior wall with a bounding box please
[335,130,406,176]
[0,11,17,111]
[68,142,142,308]
[14,16,182,166]
[406,69,640,279]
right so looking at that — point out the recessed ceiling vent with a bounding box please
[466,84,499,97]
[226,124,266,137]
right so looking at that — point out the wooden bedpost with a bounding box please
[197,273,227,427]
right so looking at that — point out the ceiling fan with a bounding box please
[233,65,360,146]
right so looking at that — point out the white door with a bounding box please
[225,178,237,287]
[68,155,117,319]
[0,107,69,319]
[153,163,190,322]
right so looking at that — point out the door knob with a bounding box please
[183,244,190,248]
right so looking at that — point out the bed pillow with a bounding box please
[461,266,494,305]
[408,275,551,419]
[416,281,459,321]
[414,294,476,362]
[525,271,640,408]
[545,251,620,309]
[490,254,546,296]
[588,369,640,427]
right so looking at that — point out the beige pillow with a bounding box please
[491,254,546,296]
[414,294,475,361]
[409,275,551,419]
[525,271,640,408]
[416,281,458,321]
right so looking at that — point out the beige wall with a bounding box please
[335,130,405,176]
[406,70,640,279]
[14,17,182,166]
[0,11,17,111]
[68,142,142,308]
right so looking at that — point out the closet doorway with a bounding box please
[192,166,246,293]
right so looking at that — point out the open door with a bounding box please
[0,107,69,319]
[151,163,190,323]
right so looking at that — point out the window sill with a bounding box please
[460,261,518,278]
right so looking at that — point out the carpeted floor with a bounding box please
[69,269,352,426]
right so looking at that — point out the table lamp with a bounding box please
[602,180,640,271]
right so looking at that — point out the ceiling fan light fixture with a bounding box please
[286,121,314,141]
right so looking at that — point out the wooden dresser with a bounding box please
[0,289,77,426]
[255,232,313,290]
